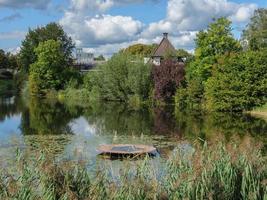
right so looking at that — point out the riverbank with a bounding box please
[249,103,267,121]
[0,142,266,200]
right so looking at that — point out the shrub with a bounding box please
[152,59,185,103]
[84,53,152,102]
[205,51,267,111]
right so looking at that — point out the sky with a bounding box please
[0,0,266,56]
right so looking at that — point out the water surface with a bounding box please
[0,96,266,168]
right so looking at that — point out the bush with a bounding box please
[205,51,267,111]
[152,59,185,103]
[84,53,152,102]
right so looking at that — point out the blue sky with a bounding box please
[0,0,266,55]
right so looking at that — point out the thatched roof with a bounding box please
[152,33,176,57]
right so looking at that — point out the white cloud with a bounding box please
[230,4,257,23]
[60,0,258,56]
[60,14,143,46]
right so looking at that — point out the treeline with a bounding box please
[175,11,267,112]
[2,9,266,113]
[0,50,19,71]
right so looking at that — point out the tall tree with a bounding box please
[242,8,267,51]
[29,40,67,95]
[0,49,8,69]
[180,18,241,107]
[205,50,267,111]
[20,22,74,73]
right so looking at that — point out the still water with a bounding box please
[0,96,266,168]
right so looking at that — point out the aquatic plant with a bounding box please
[0,143,266,200]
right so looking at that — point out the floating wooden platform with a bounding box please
[97,144,157,158]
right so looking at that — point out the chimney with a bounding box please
[163,32,168,39]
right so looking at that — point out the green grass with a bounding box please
[0,142,266,200]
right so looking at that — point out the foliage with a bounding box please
[205,51,267,111]
[176,18,242,110]
[0,79,14,96]
[242,8,267,51]
[188,17,241,83]
[94,55,105,61]
[152,59,185,102]
[121,43,157,57]
[84,53,152,102]
[29,40,68,95]
[20,22,74,73]
[0,143,266,199]
[176,49,193,62]
[0,49,8,69]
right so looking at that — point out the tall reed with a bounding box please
[0,143,266,200]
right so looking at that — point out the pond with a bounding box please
[0,96,266,169]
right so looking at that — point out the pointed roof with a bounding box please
[152,33,176,57]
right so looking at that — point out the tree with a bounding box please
[121,43,157,56]
[205,51,267,111]
[176,49,193,61]
[242,8,267,51]
[0,49,8,69]
[29,40,67,95]
[189,17,241,82]
[152,60,185,102]
[180,18,241,108]
[20,22,74,73]
[6,53,19,70]
[94,55,105,61]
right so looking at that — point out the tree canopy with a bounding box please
[205,51,267,111]
[29,40,67,95]
[187,18,241,84]
[0,50,8,69]
[20,22,74,73]
[121,43,157,57]
[242,8,267,51]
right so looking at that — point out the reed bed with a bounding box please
[0,142,266,200]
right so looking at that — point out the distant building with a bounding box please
[74,48,106,73]
[75,48,94,65]
[148,33,182,66]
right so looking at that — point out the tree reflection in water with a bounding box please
[0,97,266,160]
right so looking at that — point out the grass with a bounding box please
[0,141,266,200]
[250,103,267,121]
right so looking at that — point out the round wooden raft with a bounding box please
[97,144,157,156]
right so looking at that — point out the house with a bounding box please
[147,33,179,66]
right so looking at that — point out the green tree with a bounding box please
[121,43,157,56]
[205,51,267,111]
[0,49,8,69]
[190,17,241,82]
[29,40,67,95]
[176,49,193,61]
[94,55,105,61]
[180,18,241,108]
[6,53,19,70]
[20,22,74,73]
[242,8,267,51]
